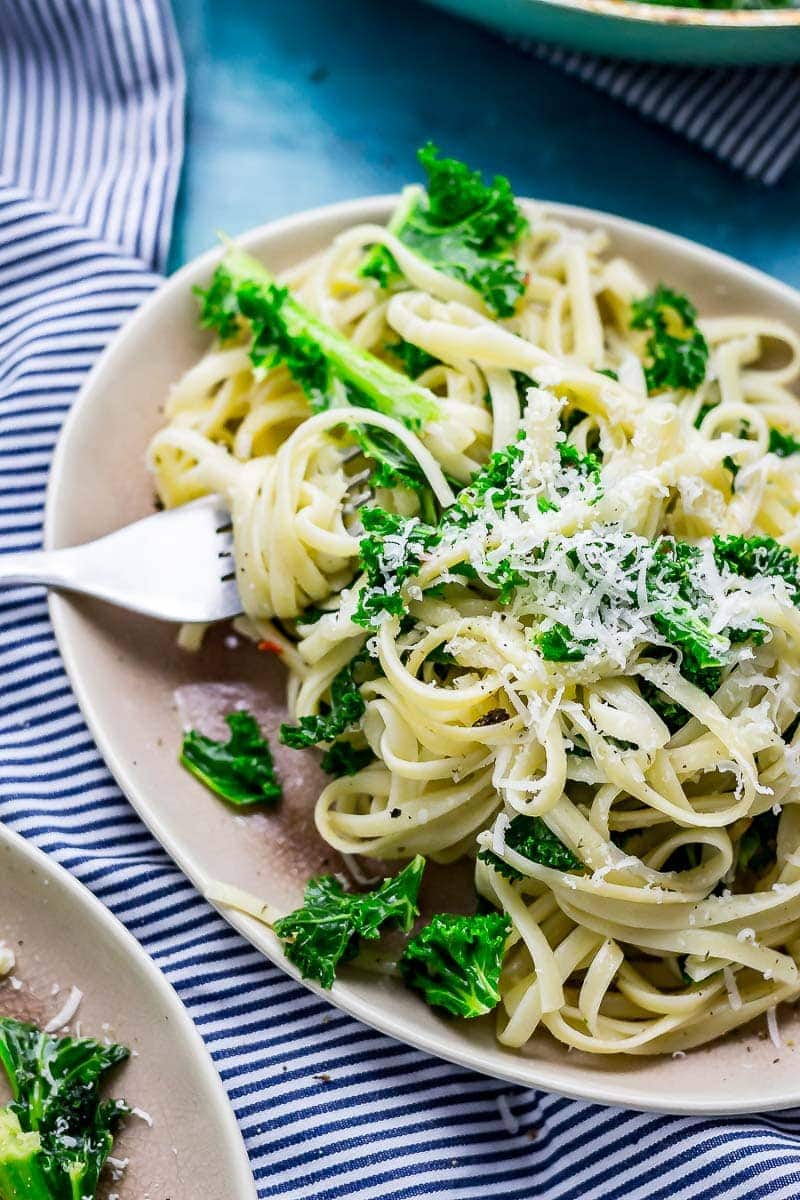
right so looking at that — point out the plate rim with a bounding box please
[0,822,257,1197]
[45,193,800,1116]
[426,0,800,32]
[500,0,800,30]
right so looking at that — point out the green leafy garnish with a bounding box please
[736,810,779,879]
[530,536,732,692]
[349,425,437,522]
[274,856,425,988]
[723,455,740,484]
[320,740,374,776]
[350,440,532,625]
[400,913,510,1018]
[353,508,439,627]
[0,1020,129,1200]
[388,339,440,379]
[694,401,717,429]
[534,622,593,662]
[280,652,368,748]
[362,144,527,317]
[647,540,728,691]
[484,560,527,605]
[713,534,800,605]
[638,679,690,735]
[195,246,438,429]
[630,285,709,394]
[422,646,457,666]
[557,440,602,485]
[181,711,282,806]
[769,427,800,458]
[479,814,583,880]
[444,437,597,543]
[443,437,524,531]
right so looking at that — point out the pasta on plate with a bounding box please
[149,148,800,1056]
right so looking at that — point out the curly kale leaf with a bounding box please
[353,508,439,628]
[479,815,583,881]
[440,439,528,603]
[534,622,593,662]
[274,856,425,988]
[181,711,282,806]
[736,810,779,879]
[532,537,731,691]
[399,913,510,1018]
[320,740,374,777]
[0,1020,129,1200]
[195,246,438,429]
[713,534,800,606]
[630,285,709,393]
[349,425,438,522]
[280,651,368,748]
[443,436,524,531]
[350,439,531,622]
[638,679,690,735]
[557,441,602,491]
[769,427,800,458]
[484,560,528,606]
[647,540,728,692]
[388,339,440,379]
[363,144,527,317]
[648,538,780,692]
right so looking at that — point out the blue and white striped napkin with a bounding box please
[535,47,800,185]
[2,4,800,1198]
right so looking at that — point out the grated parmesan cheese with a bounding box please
[107,1156,129,1182]
[44,986,83,1033]
[767,1006,783,1050]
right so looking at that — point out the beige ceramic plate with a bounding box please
[46,197,800,1115]
[0,824,255,1198]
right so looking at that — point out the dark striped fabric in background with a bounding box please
[2,3,800,1198]
[534,48,800,184]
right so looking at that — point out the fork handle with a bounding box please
[0,548,79,590]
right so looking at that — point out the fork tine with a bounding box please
[342,489,373,514]
[345,467,372,489]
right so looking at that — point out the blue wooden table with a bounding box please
[169,0,800,289]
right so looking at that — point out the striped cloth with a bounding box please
[534,47,800,185]
[2,3,800,1198]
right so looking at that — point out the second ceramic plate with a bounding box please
[0,823,255,1199]
[46,195,800,1115]
[420,0,800,64]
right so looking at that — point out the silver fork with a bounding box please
[0,496,241,623]
[0,455,376,622]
